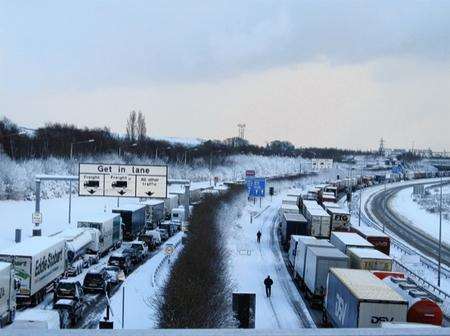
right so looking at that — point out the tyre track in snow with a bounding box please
[268,211,316,329]
[259,205,314,328]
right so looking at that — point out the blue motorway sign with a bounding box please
[246,177,266,197]
[392,165,403,174]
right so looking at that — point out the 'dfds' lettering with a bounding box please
[371,316,394,324]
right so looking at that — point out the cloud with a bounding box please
[4,57,450,151]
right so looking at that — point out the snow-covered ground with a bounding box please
[391,186,450,245]
[223,178,325,329]
[105,233,183,329]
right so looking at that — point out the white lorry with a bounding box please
[77,213,122,255]
[0,237,66,306]
[0,262,16,327]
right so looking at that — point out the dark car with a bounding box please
[54,280,84,304]
[83,269,112,295]
[108,253,133,275]
[122,247,141,265]
[103,265,124,285]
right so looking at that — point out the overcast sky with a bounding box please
[1,1,450,150]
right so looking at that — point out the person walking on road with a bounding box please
[256,230,262,243]
[264,275,273,298]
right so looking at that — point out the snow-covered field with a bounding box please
[391,186,450,245]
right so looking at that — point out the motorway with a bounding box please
[367,181,450,269]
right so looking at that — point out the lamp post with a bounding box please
[438,174,443,287]
[70,139,95,160]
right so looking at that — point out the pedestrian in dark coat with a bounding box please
[264,275,273,298]
[256,230,262,243]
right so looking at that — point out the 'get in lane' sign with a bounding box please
[78,163,168,198]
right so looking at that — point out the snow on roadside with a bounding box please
[105,233,183,329]
[391,186,450,245]
[223,185,314,329]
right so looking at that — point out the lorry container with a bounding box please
[112,204,146,241]
[294,237,334,281]
[304,247,349,303]
[324,185,338,197]
[303,206,331,238]
[330,232,374,254]
[0,237,66,306]
[77,213,122,255]
[299,199,321,214]
[280,213,307,248]
[10,309,61,329]
[327,208,351,232]
[140,199,165,229]
[51,228,93,262]
[322,201,341,210]
[383,276,443,326]
[287,235,300,268]
[352,225,391,255]
[282,196,298,207]
[164,194,179,217]
[347,247,393,271]
[279,204,299,215]
[325,268,408,328]
[0,262,16,327]
[320,192,336,203]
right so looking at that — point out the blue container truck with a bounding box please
[325,268,408,328]
[113,204,146,241]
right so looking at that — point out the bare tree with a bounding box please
[137,111,147,141]
[126,110,137,142]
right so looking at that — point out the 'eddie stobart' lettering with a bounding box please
[35,250,63,277]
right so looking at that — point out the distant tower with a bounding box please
[378,138,385,156]
[237,124,246,139]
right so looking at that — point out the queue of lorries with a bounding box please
[280,178,445,329]
[0,183,225,329]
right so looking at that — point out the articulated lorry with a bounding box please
[0,237,66,306]
[0,262,16,327]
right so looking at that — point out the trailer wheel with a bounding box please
[59,309,70,329]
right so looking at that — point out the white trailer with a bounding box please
[51,228,94,262]
[347,247,393,271]
[77,213,122,255]
[282,196,298,207]
[0,262,16,327]
[326,208,351,231]
[304,206,331,238]
[0,237,66,306]
[294,236,334,281]
[304,247,349,301]
[330,232,374,254]
[279,204,299,215]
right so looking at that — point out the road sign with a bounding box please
[79,163,168,198]
[246,177,266,197]
[245,170,256,177]
[164,244,175,256]
[32,212,42,225]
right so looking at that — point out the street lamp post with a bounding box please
[70,139,95,160]
[438,174,443,287]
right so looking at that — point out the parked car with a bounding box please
[157,228,169,241]
[122,247,141,265]
[82,269,112,295]
[107,253,133,275]
[129,241,149,262]
[53,280,84,304]
[103,265,124,285]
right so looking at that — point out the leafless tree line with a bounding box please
[155,187,242,328]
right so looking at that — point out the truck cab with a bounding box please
[171,207,186,227]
